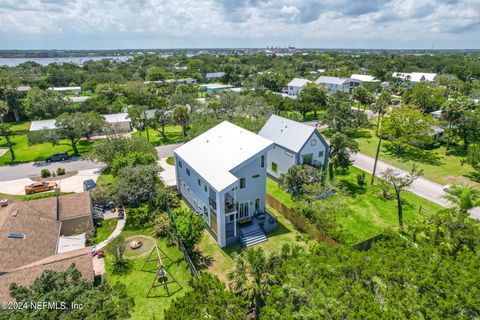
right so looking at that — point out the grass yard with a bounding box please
[196,203,314,283]
[92,218,117,244]
[8,121,31,132]
[131,125,184,147]
[0,134,93,165]
[104,229,193,320]
[266,167,442,245]
[353,128,478,186]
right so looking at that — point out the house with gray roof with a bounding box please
[315,76,358,94]
[258,115,329,178]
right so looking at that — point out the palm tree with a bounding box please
[440,97,468,153]
[444,184,480,212]
[172,105,190,140]
[227,244,302,318]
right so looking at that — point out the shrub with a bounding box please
[356,172,366,187]
[41,169,51,178]
[125,204,155,230]
[56,167,66,175]
[111,151,157,176]
[171,207,205,254]
[152,213,172,238]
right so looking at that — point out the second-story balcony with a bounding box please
[225,193,236,214]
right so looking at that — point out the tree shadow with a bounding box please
[384,143,443,166]
[336,179,367,197]
[349,129,372,139]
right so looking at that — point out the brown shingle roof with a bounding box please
[0,247,94,302]
[0,193,92,272]
[58,192,92,220]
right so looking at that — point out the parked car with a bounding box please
[45,152,69,162]
[83,179,96,191]
[24,181,58,194]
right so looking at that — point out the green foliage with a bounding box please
[40,168,51,178]
[279,165,319,197]
[261,234,480,319]
[85,134,156,167]
[152,213,172,238]
[356,172,366,187]
[164,273,248,320]
[125,204,156,230]
[171,207,205,253]
[444,184,480,212]
[172,105,190,139]
[321,93,369,135]
[328,132,359,180]
[110,151,157,176]
[2,265,134,319]
[404,82,448,113]
[462,145,480,180]
[278,110,303,122]
[23,87,71,119]
[296,83,327,119]
[114,164,160,206]
[56,167,65,175]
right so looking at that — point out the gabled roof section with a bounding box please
[258,115,317,153]
[350,74,379,82]
[287,78,311,87]
[174,121,274,192]
[315,76,350,85]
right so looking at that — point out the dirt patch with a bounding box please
[29,171,78,182]
[123,235,157,260]
[444,176,480,187]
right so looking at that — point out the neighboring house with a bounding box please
[29,112,131,132]
[315,76,354,94]
[0,192,94,300]
[258,115,329,178]
[64,96,90,103]
[350,74,380,83]
[174,121,274,247]
[199,83,233,93]
[48,86,82,94]
[16,85,31,93]
[286,78,312,97]
[164,78,197,84]
[205,72,226,82]
[392,72,437,83]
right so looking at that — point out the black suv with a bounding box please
[45,152,69,162]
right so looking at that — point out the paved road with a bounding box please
[0,157,104,181]
[155,143,183,158]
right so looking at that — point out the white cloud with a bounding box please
[0,0,479,48]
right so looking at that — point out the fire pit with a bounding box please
[129,240,143,250]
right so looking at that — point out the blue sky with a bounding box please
[0,0,479,49]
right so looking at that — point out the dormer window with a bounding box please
[8,233,25,239]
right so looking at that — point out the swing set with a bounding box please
[141,245,182,297]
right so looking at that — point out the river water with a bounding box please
[0,56,132,67]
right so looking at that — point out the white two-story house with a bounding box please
[258,115,329,178]
[315,76,354,94]
[286,78,312,97]
[174,121,274,247]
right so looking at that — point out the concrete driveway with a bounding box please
[155,143,183,158]
[0,168,102,195]
[159,158,176,187]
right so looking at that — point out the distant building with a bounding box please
[199,83,232,93]
[392,72,437,83]
[164,78,197,85]
[258,115,329,178]
[48,86,82,94]
[29,112,131,132]
[205,72,226,82]
[315,76,354,94]
[286,78,312,97]
[350,74,380,83]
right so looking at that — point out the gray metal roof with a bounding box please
[258,115,316,153]
[315,76,350,85]
[29,119,57,131]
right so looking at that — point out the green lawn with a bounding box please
[196,202,314,283]
[353,128,478,186]
[104,229,193,320]
[0,134,93,165]
[166,156,175,166]
[8,121,31,132]
[92,218,117,244]
[131,125,184,147]
[266,168,442,245]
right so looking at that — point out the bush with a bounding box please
[152,213,172,238]
[41,169,51,178]
[171,207,205,254]
[111,151,157,176]
[125,204,155,230]
[356,172,366,187]
[56,167,66,175]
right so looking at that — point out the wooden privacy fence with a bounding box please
[351,234,384,251]
[266,193,339,247]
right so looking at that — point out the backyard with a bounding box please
[92,218,117,244]
[266,167,442,245]
[131,125,184,146]
[353,128,479,186]
[104,228,193,320]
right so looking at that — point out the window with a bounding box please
[186,168,190,176]
[197,179,201,186]
[240,178,246,189]
[178,161,182,168]
[229,215,234,222]
[239,202,249,218]
[255,198,260,212]
[272,162,278,172]
[285,151,293,157]
[252,174,260,179]
[204,185,207,192]
[302,154,313,165]
[311,139,317,146]
[260,155,265,168]
[318,151,324,158]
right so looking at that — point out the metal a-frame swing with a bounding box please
[142,245,182,297]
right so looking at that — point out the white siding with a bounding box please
[265,145,296,178]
